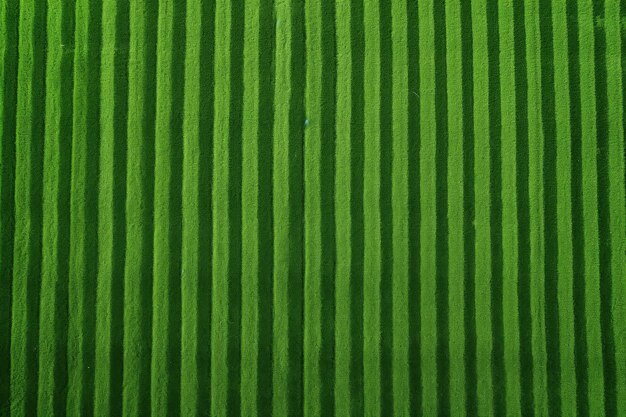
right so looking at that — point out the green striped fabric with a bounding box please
[1,0,625,416]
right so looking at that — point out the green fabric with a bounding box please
[1,0,625,415]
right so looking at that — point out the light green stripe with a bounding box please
[94,0,116,414]
[304,0,322,413]
[498,1,521,415]
[68,0,93,411]
[37,1,62,414]
[123,0,151,413]
[418,0,437,414]
[552,1,577,414]
[180,0,202,413]
[272,0,291,414]
[151,0,175,412]
[471,0,494,414]
[577,2,606,415]
[391,0,409,414]
[606,1,626,414]
[363,0,382,413]
[419,0,437,415]
[417,2,438,411]
[335,0,352,415]
[445,0,465,414]
[523,2,549,415]
[240,0,260,414]
[210,0,231,414]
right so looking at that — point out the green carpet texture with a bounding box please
[1,0,626,415]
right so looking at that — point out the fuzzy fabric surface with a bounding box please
[1,0,625,416]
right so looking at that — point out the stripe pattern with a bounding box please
[1,0,625,416]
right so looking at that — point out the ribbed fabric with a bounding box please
[0,0,625,416]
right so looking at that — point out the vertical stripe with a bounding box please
[552,0,577,414]
[335,0,351,414]
[391,0,409,414]
[272,0,293,413]
[180,0,201,413]
[378,0,393,412]
[103,1,128,414]
[210,0,231,413]
[578,1,606,415]
[38,0,71,414]
[434,0,450,412]
[152,0,173,409]
[319,0,336,413]
[349,0,365,413]
[123,0,157,412]
[95,0,125,414]
[256,0,274,411]
[418,0,437,413]
[593,0,617,415]
[498,1,522,415]
[196,0,215,411]
[10,0,46,415]
[363,0,381,413]
[513,0,534,413]
[445,0,465,414]
[471,0,494,415]
[289,1,305,412]
[460,0,479,414]
[406,0,421,414]
[38,3,63,414]
[68,0,102,413]
[486,0,506,414]
[0,0,18,410]
[538,0,562,413]
[605,1,626,414]
[241,0,260,413]
[566,0,590,414]
[228,0,243,413]
[152,0,185,413]
[524,1,549,415]
[304,0,322,413]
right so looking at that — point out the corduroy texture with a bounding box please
[1,0,625,416]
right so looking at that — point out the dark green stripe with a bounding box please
[593,1,616,415]
[512,1,533,414]
[0,0,19,411]
[110,0,128,414]
[196,0,215,410]
[256,0,274,413]
[538,0,561,415]
[349,0,364,414]
[486,1,504,414]
[288,1,305,414]
[83,0,101,413]
[227,0,243,414]
[460,0,477,414]
[139,0,157,412]
[433,0,449,413]
[319,0,336,414]
[406,0,421,414]
[166,0,185,414]
[26,1,47,413]
[378,0,393,413]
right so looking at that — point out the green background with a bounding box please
[1,0,625,415]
